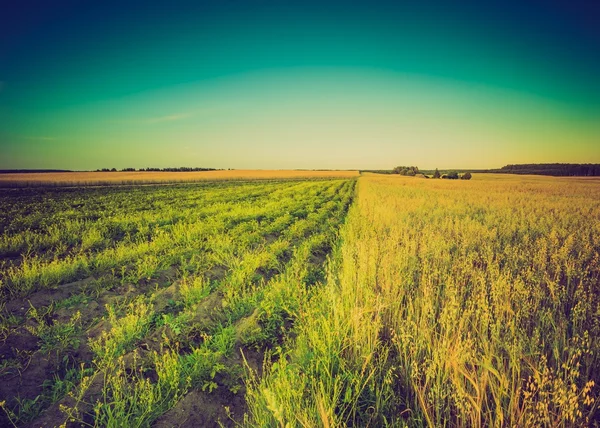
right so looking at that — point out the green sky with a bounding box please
[1,1,599,170]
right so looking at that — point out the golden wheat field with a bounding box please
[0,170,359,187]
[246,173,600,427]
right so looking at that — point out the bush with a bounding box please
[446,171,459,179]
[461,172,472,180]
[393,166,419,176]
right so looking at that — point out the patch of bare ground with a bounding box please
[153,332,264,428]
[152,388,242,428]
[21,265,231,427]
[0,267,183,426]
[3,277,97,317]
[25,371,104,428]
[3,266,179,318]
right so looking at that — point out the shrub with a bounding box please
[393,166,419,176]
[461,172,472,180]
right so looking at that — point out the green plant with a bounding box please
[24,304,82,354]
[0,304,21,342]
[90,299,152,366]
[180,275,210,308]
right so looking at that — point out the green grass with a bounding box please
[0,178,356,426]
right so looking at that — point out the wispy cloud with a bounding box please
[22,136,57,141]
[109,111,199,126]
[141,112,194,124]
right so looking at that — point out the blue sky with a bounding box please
[1,0,599,169]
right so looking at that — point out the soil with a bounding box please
[4,277,96,317]
[152,388,243,428]
[0,267,181,427]
[25,371,105,428]
[152,344,264,428]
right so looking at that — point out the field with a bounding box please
[0,178,355,426]
[1,173,599,426]
[246,173,600,426]
[0,170,360,188]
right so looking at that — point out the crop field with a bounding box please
[246,173,600,426]
[0,178,355,426]
[1,173,599,427]
[0,170,360,188]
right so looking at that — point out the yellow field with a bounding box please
[0,169,359,187]
[247,172,600,426]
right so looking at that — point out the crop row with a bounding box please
[0,178,355,426]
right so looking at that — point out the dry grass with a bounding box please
[0,170,360,187]
[247,172,600,427]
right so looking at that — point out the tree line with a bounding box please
[495,163,600,176]
[96,167,220,172]
[392,166,472,180]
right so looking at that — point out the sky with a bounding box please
[1,0,599,170]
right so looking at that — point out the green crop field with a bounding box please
[0,178,355,427]
[1,174,599,427]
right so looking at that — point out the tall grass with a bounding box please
[247,174,599,426]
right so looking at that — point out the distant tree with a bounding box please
[393,166,419,176]
[441,174,448,179]
[110,168,117,172]
[433,168,441,179]
[446,171,459,179]
[496,163,600,177]
[461,172,472,180]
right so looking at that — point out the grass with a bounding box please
[90,299,154,367]
[2,173,598,426]
[246,173,600,427]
